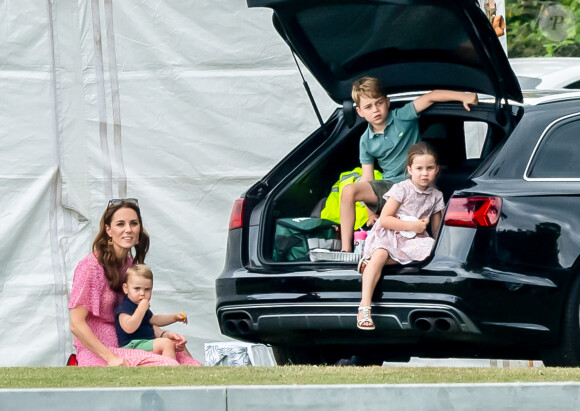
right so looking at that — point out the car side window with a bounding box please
[464,121,488,159]
[565,80,580,90]
[528,118,580,179]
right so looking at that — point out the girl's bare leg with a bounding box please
[358,248,389,327]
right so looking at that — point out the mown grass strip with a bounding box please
[2,366,580,389]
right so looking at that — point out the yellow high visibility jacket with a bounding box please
[320,167,382,230]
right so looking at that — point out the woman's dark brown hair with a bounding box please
[92,201,150,293]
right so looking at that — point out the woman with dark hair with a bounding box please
[69,199,201,366]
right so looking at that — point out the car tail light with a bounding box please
[228,198,245,230]
[444,196,502,228]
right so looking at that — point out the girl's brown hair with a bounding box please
[92,201,150,293]
[406,141,439,168]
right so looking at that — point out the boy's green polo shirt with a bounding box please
[359,101,420,183]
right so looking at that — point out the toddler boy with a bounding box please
[115,264,188,360]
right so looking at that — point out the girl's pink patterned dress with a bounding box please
[363,179,445,264]
[68,253,202,366]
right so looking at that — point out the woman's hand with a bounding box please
[107,355,128,367]
[163,331,188,352]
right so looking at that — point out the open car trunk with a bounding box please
[241,0,522,269]
[251,99,519,266]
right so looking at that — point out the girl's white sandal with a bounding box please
[357,258,368,274]
[357,306,375,330]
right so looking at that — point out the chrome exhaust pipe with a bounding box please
[224,319,239,335]
[413,317,435,332]
[413,316,458,333]
[237,319,252,334]
[434,317,458,332]
[222,313,254,335]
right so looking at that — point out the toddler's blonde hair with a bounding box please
[125,263,153,283]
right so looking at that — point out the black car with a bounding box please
[216,0,580,366]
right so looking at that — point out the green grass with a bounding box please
[3,366,580,389]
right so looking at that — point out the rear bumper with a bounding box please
[215,265,558,351]
[218,300,479,342]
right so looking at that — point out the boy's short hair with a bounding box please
[351,76,386,106]
[125,263,153,283]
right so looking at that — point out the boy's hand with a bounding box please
[138,299,150,311]
[462,93,478,111]
[366,209,379,227]
[176,312,188,324]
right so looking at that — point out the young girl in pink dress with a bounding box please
[356,142,445,330]
[69,199,202,366]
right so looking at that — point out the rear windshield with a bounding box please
[296,4,482,79]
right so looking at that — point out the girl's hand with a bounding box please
[412,219,429,234]
[176,312,188,324]
[107,355,128,367]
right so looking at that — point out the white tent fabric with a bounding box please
[0,0,334,366]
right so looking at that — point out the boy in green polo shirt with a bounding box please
[340,77,478,252]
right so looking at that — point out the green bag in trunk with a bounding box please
[273,217,340,262]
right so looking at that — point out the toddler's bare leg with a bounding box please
[153,337,177,360]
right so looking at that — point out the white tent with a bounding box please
[0,0,334,366]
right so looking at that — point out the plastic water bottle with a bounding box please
[353,230,367,254]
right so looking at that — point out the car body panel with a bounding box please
[248,0,522,103]
[510,57,580,90]
[216,92,580,362]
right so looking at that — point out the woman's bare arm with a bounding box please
[70,305,127,366]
